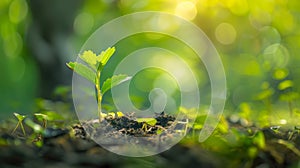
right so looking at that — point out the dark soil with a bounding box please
[0,113,300,168]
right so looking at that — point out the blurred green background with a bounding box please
[1,0,300,123]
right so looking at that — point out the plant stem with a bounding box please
[11,122,20,135]
[20,122,26,136]
[95,69,102,122]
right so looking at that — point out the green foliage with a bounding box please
[278,80,293,90]
[66,47,131,121]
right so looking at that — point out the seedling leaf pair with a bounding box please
[12,112,27,136]
[66,47,131,121]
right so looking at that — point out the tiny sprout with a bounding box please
[34,113,48,128]
[11,112,27,136]
[66,47,131,121]
[137,118,157,132]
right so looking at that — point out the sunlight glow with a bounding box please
[225,0,249,16]
[175,1,198,21]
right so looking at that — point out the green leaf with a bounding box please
[273,68,288,80]
[278,80,293,90]
[101,74,132,95]
[34,113,49,121]
[66,62,96,84]
[136,118,157,126]
[116,111,124,117]
[97,47,115,68]
[41,111,64,121]
[13,112,26,121]
[79,50,98,70]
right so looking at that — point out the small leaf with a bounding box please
[34,113,49,121]
[136,118,157,126]
[66,62,96,84]
[273,68,288,80]
[278,80,293,90]
[97,47,115,67]
[79,50,98,70]
[42,111,64,121]
[13,112,26,121]
[116,111,124,117]
[101,74,132,95]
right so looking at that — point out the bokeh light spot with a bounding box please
[262,43,290,69]
[175,1,198,21]
[9,0,28,23]
[258,26,281,49]
[215,23,237,45]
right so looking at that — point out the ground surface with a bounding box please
[0,113,300,168]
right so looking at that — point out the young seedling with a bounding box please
[136,118,157,132]
[11,112,27,136]
[66,47,131,121]
[34,113,49,128]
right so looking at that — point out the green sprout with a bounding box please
[11,112,27,136]
[136,118,157,132]
[34,113,49,128]
[66,47,131,121]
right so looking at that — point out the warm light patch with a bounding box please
[175,1,198,21]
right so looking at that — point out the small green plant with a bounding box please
[34,113,48,128]
[136,118,157,132]
[66,47,131,121]
[11,112,27,136]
